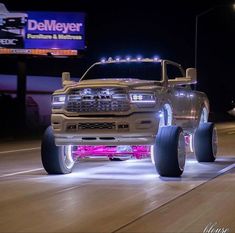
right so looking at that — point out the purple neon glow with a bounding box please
[74,145,151,159]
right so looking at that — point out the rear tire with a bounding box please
[41,126,75,174]
[194,122,217,162]
[154,126,186,177]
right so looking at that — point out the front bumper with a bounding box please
[52,113,159,146]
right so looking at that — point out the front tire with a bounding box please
[41,126,75,174]
[154,126,186,177]
[194,122,217,162]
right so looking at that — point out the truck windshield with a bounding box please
[81,62,162,81]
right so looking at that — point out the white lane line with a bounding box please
[0,147,40,154]
[0,168,43,178]
[217,163,235,174]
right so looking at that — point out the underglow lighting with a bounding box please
[186,159,198,164]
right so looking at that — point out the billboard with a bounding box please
[0,4,85,56]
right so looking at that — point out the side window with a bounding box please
[167,64,184,80]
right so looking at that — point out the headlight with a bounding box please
[52,95,66,108]
[130,93,156,103]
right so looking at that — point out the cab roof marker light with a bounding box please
[153,56,160,61]
[99,57,162,64]
[101,58,106,63]
[115,56,121,61]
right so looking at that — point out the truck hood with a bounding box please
[77,79,162,89]
[55,79,163,94]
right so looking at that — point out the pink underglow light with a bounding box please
[74,145,151,159]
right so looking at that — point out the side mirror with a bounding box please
[62,72,75,87]
[167,68,197,86]
[186,68,197,84]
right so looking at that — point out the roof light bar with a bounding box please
[99,56,161,64]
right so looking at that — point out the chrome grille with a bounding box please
[78,122,116,130]
[66,88,130,113]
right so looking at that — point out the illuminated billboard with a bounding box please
[0,4,85,56]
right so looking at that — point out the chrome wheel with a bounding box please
[200,107,208,124]
[159,104,173,128]
[63,145,75,170]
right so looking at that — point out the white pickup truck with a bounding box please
[41,57,217,177]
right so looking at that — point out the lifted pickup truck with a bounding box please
[41,57,217,177]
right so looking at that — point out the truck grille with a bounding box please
[78,122,116,130]
[66,88,130,113]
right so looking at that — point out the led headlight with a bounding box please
[130,93,156,103]
[52,95,66,108]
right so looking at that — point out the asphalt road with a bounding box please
[0,122,235,233]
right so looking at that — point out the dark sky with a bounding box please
[0,0,235,112]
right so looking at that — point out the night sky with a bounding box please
[0,0,235,112]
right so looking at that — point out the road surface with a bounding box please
[0,122,235,233]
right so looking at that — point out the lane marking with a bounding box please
[0,168,43,178]
[111,162,235,233]
[218,163,235,174]
[0,147,40,154]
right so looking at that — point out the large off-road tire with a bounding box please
[41,126,75,174]
[194,122,217,162]
[154,126,186,177]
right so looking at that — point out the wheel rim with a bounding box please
[212,127,218,158]
[63,145,75,169]
[159,104,172,128]
[200,107,208,124]
[150,145,155,164]
[178,132,186,171]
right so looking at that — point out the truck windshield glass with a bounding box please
[81,62,162,81]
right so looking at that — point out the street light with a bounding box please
[194,4,234,69]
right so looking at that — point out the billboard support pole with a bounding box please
[17,57,27,130]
